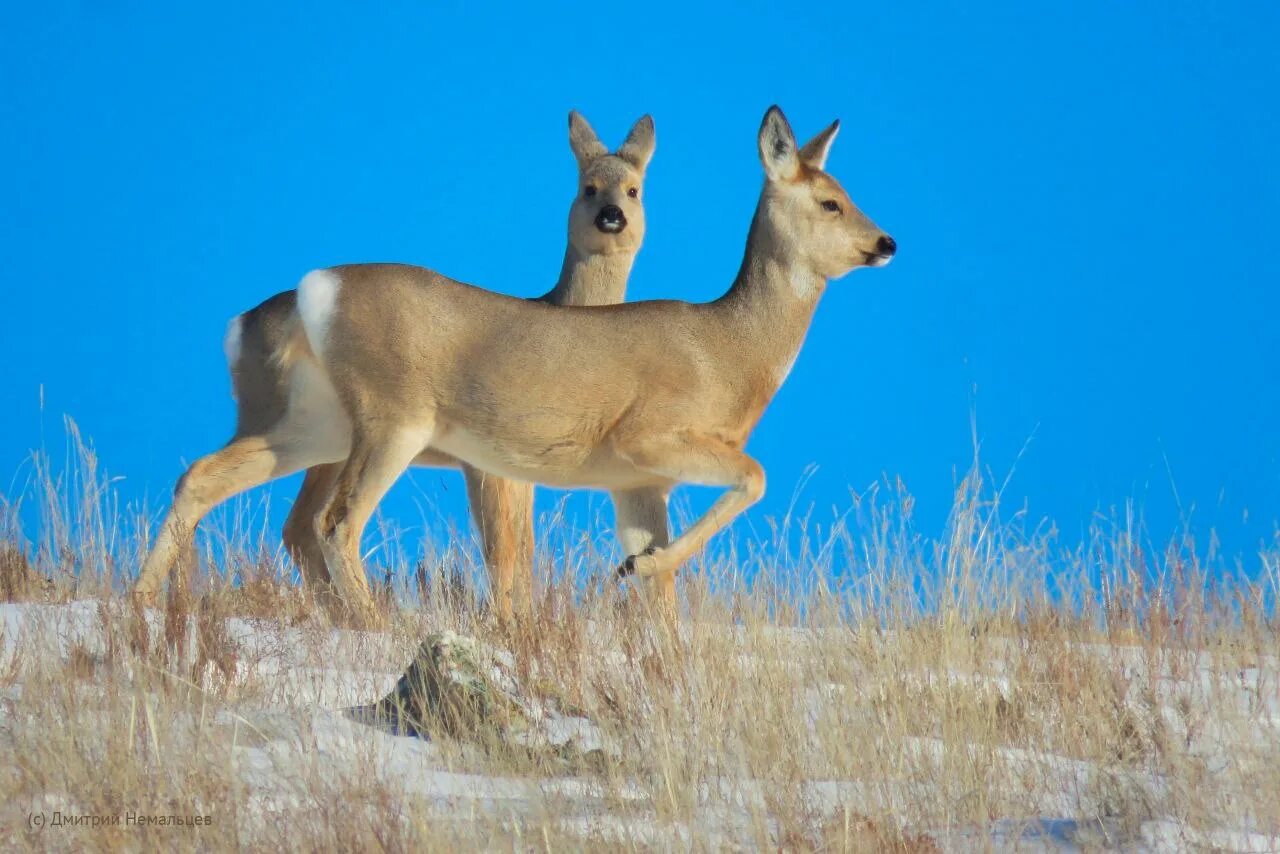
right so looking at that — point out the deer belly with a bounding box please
[432,422,588,482]
[430,424,654,489]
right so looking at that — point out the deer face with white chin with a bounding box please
[757,110,896,283]
[566,112,655,256]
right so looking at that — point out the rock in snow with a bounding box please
[350,630,614,759]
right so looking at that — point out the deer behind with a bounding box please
[132,112,657,624]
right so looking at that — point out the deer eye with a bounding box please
[627,187,638,198]
[821,200,842,214]
[584,185,597,198]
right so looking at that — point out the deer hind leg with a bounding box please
[134,434,326,602]
[283,463,343,610]
[316,423,433,630]
[616,435,765,598]
[611,487,673,605]
[462,465,534,622]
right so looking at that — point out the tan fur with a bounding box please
[298,107,895,623]
[462,465,531,615]
[133,112,657,626]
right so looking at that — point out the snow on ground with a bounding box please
[2,601,1277,850]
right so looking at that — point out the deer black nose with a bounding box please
[876,235,897,257]
[595,205,626,233]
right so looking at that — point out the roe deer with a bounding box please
[132,112,658,622]
[292,106,895,627]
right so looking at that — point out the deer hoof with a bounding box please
[617,546,660,579]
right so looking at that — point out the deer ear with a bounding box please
[616,114,655,172]
[798,120,839,170]
[568,110,608,169]
[758,106,800,182]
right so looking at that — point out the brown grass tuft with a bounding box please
[0,542,44,602]
[0,432,1275,849]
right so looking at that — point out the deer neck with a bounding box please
[717,199,826,391]
[541,245,636,307]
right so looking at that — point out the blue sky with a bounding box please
[2,2,1277,573]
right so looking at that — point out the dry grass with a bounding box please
[0,428,1276,851]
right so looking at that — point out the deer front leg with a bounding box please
[462,465,534,622]
[611,487,673,605]
[615,435,765,601]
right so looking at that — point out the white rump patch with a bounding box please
[296,268,341,360]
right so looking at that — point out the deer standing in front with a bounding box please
[132,112,658,624]
[290,106,895,627]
